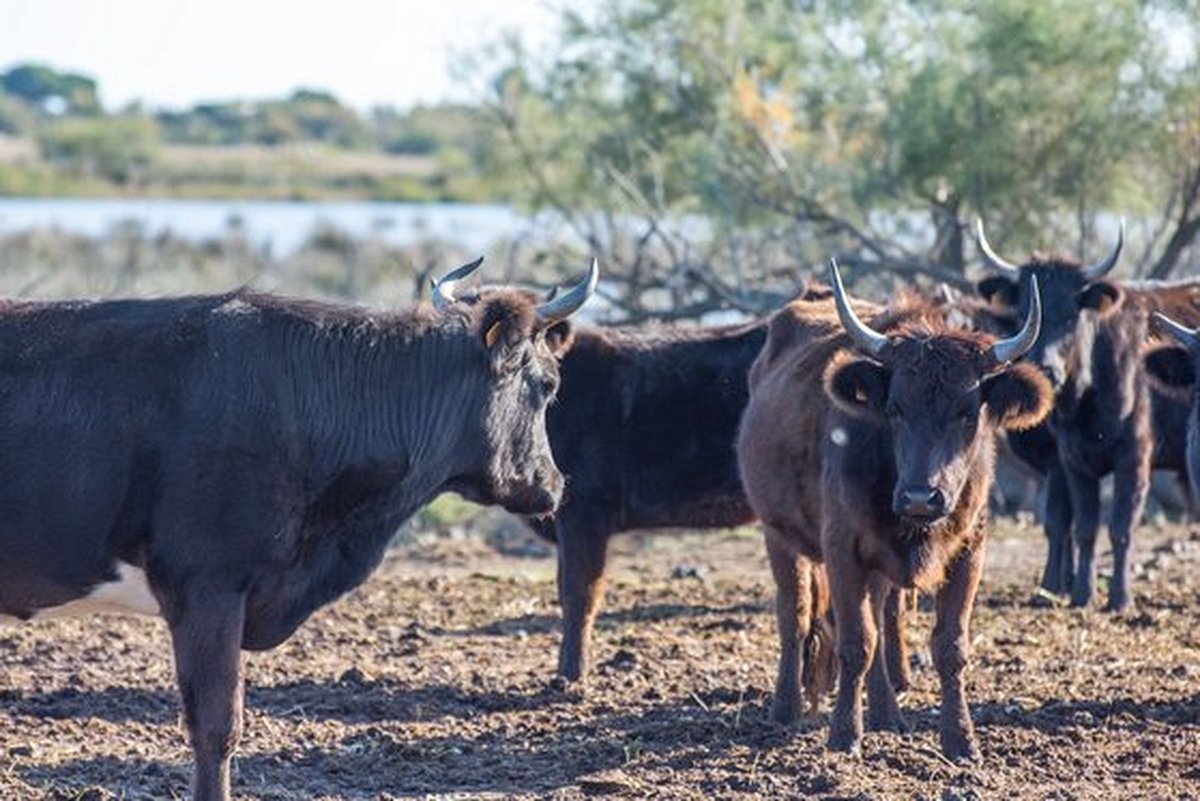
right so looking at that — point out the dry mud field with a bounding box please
[2,516,1199,800]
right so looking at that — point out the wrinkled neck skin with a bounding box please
[284,320,490,519]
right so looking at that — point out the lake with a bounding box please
[0,197,528,255]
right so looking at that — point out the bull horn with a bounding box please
[1082,219,1124,280]
[536,258,599,323]
[1153,311,1200,349]
[974,218,1021,276]
[431,256,484,310]
[828,258,888,357]
[989,276,1041,365]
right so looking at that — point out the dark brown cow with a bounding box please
[737,261,1051,759]
[974,222,1200,609]
[1142,311,1200,502]
[0,259,596,801]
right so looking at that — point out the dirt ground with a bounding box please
[2,515,1199,800]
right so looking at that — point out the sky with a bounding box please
[0,0,562,111]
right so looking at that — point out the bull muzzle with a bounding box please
[893,485,948,521]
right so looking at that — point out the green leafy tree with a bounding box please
[480,0,1200,318]
[2,63,101,114]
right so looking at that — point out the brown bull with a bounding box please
[737,261,1052,760]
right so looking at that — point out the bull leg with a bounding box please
[1040,463,1074,595]
[555,515,611,683]
[1065,466,1102,608]
[866,577,905,732]
[933,539,985,763]
[765,529,812,724]
[826,548,872,755]
[1107,446,1150,612]
[883,587,911,692]
[168,588,246,801]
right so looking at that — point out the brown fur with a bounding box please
[738,292,1052,761]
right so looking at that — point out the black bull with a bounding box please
[974,221,1200,610]
[0,260,595,801]
[524,317,769,682]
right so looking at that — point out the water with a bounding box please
[0,197,526,255]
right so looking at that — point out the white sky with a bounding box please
[0,0,562,111]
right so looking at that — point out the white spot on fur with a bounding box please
[830,427,849,447]
[1,563,161,624]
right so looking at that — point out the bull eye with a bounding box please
[854,386,868,403]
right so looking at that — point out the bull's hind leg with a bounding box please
[555,512,612,683]
[932,538,985,763]
[166,586,246,801]
[765,528,813,724]
[867,578,906,732]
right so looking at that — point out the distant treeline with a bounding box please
[0,63,502,201]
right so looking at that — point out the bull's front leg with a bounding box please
[555,511,613,684]
[883,587,911,692]
[825,544,873,755]
[166,586,247,801]
[866,577,906,732]
[1064,462,1102,608]
[1106,441,1150,612]
[765,528,813,723]
[932,539,985,762]
[1040,462,1075,595]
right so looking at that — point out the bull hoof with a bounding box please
[1103,595,1130,613]
[940,731,981,763]
[867,708,908,734]
[770,694,801,725]
[826,726,862,757]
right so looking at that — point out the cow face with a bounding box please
[435,259,595,516]
[824,261,1052,522]
[974,220,1124,387]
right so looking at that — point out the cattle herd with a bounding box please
[1,221,1198,800]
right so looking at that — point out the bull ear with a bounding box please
[478,296,534,354]
[1144,345,1195,400]
[1079,280,1122,316]
[542,319,575,358]
[977,276,1018,308]
[982,362,1053,431]
[824,353,889,421]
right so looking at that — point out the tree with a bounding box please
[478,0,1200,319]
[2,63,101,114]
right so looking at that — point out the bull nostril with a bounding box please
[894,486,946,518]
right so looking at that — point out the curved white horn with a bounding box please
[1082,219,1124,280]
[989,276,1041,365]
[974,217,1021,275]
[828,258,888,357]
[1153,311,1200,349]
[536,258,599,322]
[431,256,484,310]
